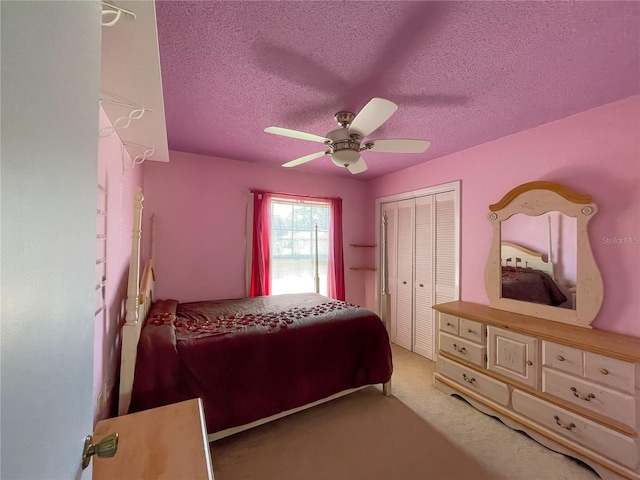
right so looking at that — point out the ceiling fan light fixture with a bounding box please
[264,98,431,175]
[331,148,360,167]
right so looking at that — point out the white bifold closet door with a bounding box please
[395,199,414,351]
[434,191,457,307]
[413,195,434,358]
[382,189,457,361]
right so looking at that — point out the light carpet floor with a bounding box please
[211,344,600,480]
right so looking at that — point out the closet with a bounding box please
[379,182,459,360]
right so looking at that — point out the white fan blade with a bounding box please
[282,151,327,168]
[367,139,431,153]
[265,126,329,144]
[349,98,398,138]
[347,156,368,174]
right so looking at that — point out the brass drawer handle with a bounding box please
[446,322,454,327]
[557,355,565,361]
[462,373,476,384]
[526,360,533,366]
[600,368,609,375]
[466,328,473,333]
[453,343,467,354]
[571,387,595,401]
[553,415,576,431]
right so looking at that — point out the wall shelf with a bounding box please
[350,244,376,271]
[100,0,169,163]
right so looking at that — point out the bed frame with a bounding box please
[118,189,155,417]
[500,241,577,308]
[118,189,391,439]
[500,241,554,279]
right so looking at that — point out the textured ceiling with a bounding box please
[155,1,640,180]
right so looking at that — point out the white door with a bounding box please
[1,2,100,477]
[395,199,414,350]
[413,196,435,359]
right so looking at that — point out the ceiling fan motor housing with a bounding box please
[326,127,361,167]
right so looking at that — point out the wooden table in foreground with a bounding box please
[93,398,214,479]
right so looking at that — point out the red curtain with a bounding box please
[249,191,271,297]
[250,191,344,300]
[328,197,345,301]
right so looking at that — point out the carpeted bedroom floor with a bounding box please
[210,344,600,480]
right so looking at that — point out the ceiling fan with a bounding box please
[264,98,431,174]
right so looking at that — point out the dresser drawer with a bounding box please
[512,389,638,470]
[439,313,459,335]
[542,368,636,429]
[542,341,583,376]
[459,318,486,345]
[437,356,509,406]
[584,352,635,394]
[440,332,486,367]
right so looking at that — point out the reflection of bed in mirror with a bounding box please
[500,242,571,308]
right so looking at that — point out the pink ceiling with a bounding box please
[155,1,640,180]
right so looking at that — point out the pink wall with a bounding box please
[142,151,371,306]
[94,107,144,423]
[366,95,640,337]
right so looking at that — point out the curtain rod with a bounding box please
[250,189,342,201]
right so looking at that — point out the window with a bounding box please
[249,191,344,300]
[270,197,330,295]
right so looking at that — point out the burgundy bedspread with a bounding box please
[501,267,567,306]
[129,293,393,433]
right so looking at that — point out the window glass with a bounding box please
[270,198,329,296]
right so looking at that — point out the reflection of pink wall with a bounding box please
[142,151,369,306]
[93,107,144,423]
[366,95,640,337]
[501,212,578,285]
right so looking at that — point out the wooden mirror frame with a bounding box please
[484,181,603,327]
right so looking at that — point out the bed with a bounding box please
[118,189,392,439]
[500,242,568,307]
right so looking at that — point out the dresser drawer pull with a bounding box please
[446,322,454,327]
[600,368,609,375]
[557,355,565,361]
[462,373,476,384]
[526,360,533,366]
[466,328,474,333]
[453,344,467,354]
[553,415,576,431]
[570,387,595,401]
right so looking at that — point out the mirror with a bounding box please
[484,181,603,327]
[501,212,576,309]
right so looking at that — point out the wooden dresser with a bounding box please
[433,301,640,480]
[93,398,214,479]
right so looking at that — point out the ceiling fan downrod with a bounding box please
[334,111,355,128]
